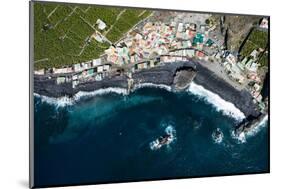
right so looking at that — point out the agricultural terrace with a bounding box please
[34,2,152,70]
[240,28,269,66]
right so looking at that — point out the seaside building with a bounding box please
[135,62,148,70]
[72,80,79,88]
[185,49,195,57]
[97,66,104,73]
[95,73,103,81]
[34,69,45,75]
[250,49,259,60]
[52,67,73,74]
[225,53,237,65]
[56,76,66,84]
[92,58,102,67]
[247,72,261,83]
[103,65,111,72]
[72,74,78,80]
[73,63,83,72]
[245,59,259,72]
[195,50,205,58]
[87,68,94,77]
[83,61,93,69]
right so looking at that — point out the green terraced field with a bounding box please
[240,28,269,59]
[33,2,152,70]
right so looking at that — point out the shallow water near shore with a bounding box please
[33,84,269,187]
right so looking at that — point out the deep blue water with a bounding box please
[34,86,269,187]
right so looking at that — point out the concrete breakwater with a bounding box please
[33,61,260,118]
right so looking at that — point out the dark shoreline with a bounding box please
[193,63,260,118]
[34,61,260,118]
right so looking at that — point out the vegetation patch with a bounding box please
[241,29,268,57]
[34,2,151,70]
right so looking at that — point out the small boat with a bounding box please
[150,134,173,150]
[150,125,176,150]
[212,128,224,143]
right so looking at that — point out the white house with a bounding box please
[226,53,236,64]
[92,58,102,67]
[103,65,110,72]
[97,66,103,73]
[96,19,107,30]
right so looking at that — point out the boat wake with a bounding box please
[187,82,245,121]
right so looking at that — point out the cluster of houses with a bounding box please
[34,58,111,88]
[35,16,268,104]
[216,17,269,108]
[71,61,111,88]
[133,59,159,71]
[221,48,266,105]
[104,20,221,66]
[35,18,225,88]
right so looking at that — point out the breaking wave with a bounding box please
[34,93,73,107]
[245,115,268,137]
[231,130,246,144]
[187,82,246,121]
[231,115,268,143]
[34,87,128,107]
[34,83,172,107]
[73,88,128,101]
[133,83,172,92]
[35,81,247,123]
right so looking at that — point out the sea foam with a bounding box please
[35,81,247,123]
[231,130,246,144]
[133,83,172,92]
[34,84,172,107]
[34,87,128,107]
[34,93,74,107]
[245,114,268,137]
[73,87,128,101]
[187,82,246,121]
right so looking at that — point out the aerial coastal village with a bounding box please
[34,3,269,114]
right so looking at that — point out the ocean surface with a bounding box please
[33,82,269,187]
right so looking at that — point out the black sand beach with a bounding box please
[34,61,260,118]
